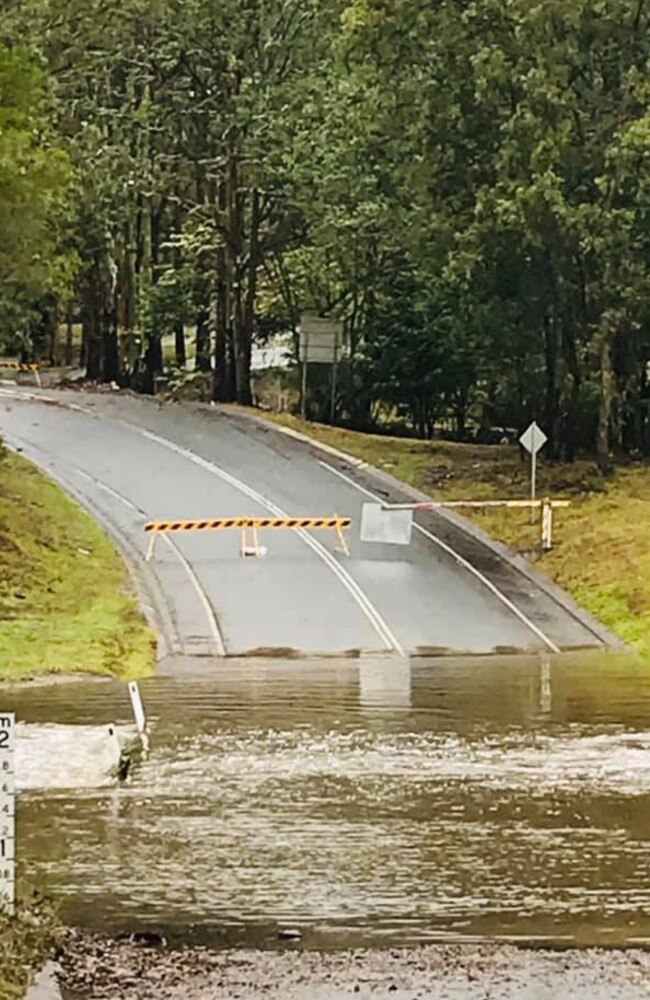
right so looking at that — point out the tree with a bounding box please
[0,44,74,354]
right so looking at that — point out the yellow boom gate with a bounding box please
[144,515,351,560]
[0,361,41,387]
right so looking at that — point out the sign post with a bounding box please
[299,315,343,424]
[300,329,309,421]
[0,713,15,912]
[519,421,548,522]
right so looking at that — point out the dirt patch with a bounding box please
[56,931,650,1000]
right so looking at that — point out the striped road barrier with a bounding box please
[144,516,351,560]
[0,361,41,388]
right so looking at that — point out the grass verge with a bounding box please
[241,410,650,658]
[0,894,59,1000]
[0,444,155,681]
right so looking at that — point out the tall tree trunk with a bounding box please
[83,281,102,380]
[235,187,260,407]
[47,308,59,367]
[597,333,614,460]
[213,245,231,399]
[195,306,211,371]
[123,220,137,332]
[174,322,186,367]
[102,307,120,382]
[173,199,186,367]
[543,313,561,459]
[64,310,74,367]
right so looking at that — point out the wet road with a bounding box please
[11,653,650,949]
[0,387,607,656]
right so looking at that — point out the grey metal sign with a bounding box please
[360,503,413,545]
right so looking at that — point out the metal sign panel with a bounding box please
[0,713,15,910]
[299,315,343,364]
[519,421,547,455]
[360,503,413,545]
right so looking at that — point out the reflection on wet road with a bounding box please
[10,652,650,947]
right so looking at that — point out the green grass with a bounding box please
[0,445,155,681]
[0,894,59,1000]
[237,409,650,658]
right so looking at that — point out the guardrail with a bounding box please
[144,516,351,560]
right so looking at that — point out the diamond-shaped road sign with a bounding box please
[519,421,547,456]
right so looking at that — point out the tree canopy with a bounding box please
[0,44,73,348]
[2,0,650,458]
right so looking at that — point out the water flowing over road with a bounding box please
[12,654,650,949]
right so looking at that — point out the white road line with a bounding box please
[160,535,227,657]
[135,426,403,655]
[76,469,141,513]
[75,468,226,657]
[318,460,561,654]
[0,387,91,413]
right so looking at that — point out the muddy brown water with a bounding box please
[7,652,650,950]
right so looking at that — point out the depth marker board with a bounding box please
[0,713,15,908]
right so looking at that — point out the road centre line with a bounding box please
[133,426,403,655]
[76,468,226,657]
[317,460,561,655]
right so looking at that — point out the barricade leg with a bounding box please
[335,522,350,556]
[241,524,261,557]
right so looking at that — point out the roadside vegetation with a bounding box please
[0,444,155,681]
[0,895,59,1000]
[251,411,650,657]
[1,1,650,467]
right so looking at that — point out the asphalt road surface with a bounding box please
[0,386,610,659]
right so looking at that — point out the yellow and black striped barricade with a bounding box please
[144,515,352,561]
[0,360,41,388]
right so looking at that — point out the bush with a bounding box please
[0,893,60,999]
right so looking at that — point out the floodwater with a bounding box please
[7,652,650,949]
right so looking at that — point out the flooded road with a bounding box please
[8,653,650,949]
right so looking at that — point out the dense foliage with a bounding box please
[0,893,59,999]
[1,0,649,457]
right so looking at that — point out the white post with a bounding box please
[530,424,537,524]
[539,654,552,715]
[541,498,553,551]
[128,682,147,736]
[0,713,15,913]
[146,533,156,562]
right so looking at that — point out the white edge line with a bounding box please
[318,460,561,655]
[160,535,227,657]
[75,468,226,657]
[136,426,403,656]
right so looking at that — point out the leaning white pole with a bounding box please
[128,682,147,736]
